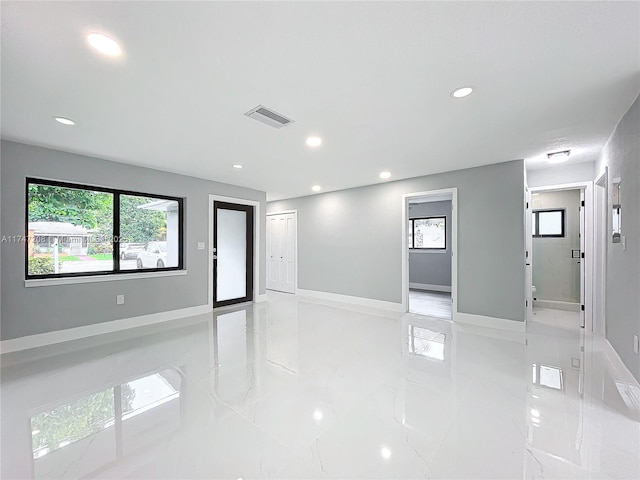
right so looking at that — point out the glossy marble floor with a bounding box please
[1,293,639,479]
[409,289,452,319]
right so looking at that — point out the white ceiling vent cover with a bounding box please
[244,105,294,129]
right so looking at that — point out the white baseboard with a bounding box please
[0,304,212,354]
[601,337,640,386]
[296,289,404,312]
[533,300,580,312]
[410,283,452,293]
[455,312,526,333]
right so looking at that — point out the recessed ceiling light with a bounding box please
[306,136,322,147]
[379,171,391,179]
[232,164,243,169]
[87,32,122,56]
[53,116,75,126]
[312,185,322,192]
[547,150,571,164]
[380,446,392,460]
[451,86,474,98]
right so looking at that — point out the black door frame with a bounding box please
[213,201,254,307]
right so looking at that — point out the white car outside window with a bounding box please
[136,241,168,269]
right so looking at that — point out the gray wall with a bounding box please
[0,141,266,341]
[409,200,452,288]
[532,190,581,303]
[527,161,595,188]
[269,160,526,322]
[595,94,640,382]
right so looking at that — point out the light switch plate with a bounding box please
[117,294,125,305]
[197,242,205,250]
[634,335,639,354]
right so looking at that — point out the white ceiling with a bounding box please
[2,1,639,201]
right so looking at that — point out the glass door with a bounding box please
[213,201,254,307]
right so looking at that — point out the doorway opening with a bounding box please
[402,188,457,319]
[527,183,593,330]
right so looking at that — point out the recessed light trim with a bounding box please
[312,185,322,192]
[451,86,474,98]
[547,150,571,164]
[306,136,322,148]
[87,32,122,56]
[53,116,75,126]
[232,164,243,169]
[379,171,391,179]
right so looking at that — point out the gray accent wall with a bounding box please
[409,201,452,288]
[532,190,581,303]
[595,94,640,382]
[269,160,526,322]
[0,141,267,341]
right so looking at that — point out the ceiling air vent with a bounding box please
[244,105,294,129]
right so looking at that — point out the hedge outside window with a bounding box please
[409,216,446,249]
[26,178,183,278]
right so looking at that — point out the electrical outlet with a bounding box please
[117,294,125,305]
[634,335,639,354]
[197,242,205,250]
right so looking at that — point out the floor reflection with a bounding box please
[31,369,182,479]
[1,296,638,479]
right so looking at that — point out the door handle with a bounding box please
[213,255,217,260]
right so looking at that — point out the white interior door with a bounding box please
[579,189,586,328]
[267,215,281,290]
[266,212,296,294]
[525,188,533,322]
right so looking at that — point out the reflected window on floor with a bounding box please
[31,388,115,459]
[408,326,446,361]
[31,368,182,466]
[532,363,564,390]
[122,369,181,419]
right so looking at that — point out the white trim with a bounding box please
[0,304,212,354]
[296,289,404,312]
[208,195,261,309]
[267,209,297,216]
[409,249,448,255]
[533,300,580,312]
[255,294,268,303]
[530,182,594,332]
[455,312,526,333]
[601,337,640,389]
[409,282,452,293]
[402,188,458,316]
[594,168,608,335]
[25,269,187,287]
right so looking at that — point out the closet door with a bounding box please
[267,215,282,291]
[267,212,296,294]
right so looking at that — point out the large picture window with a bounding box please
[26,178,183,279]
[409,216,446,249]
